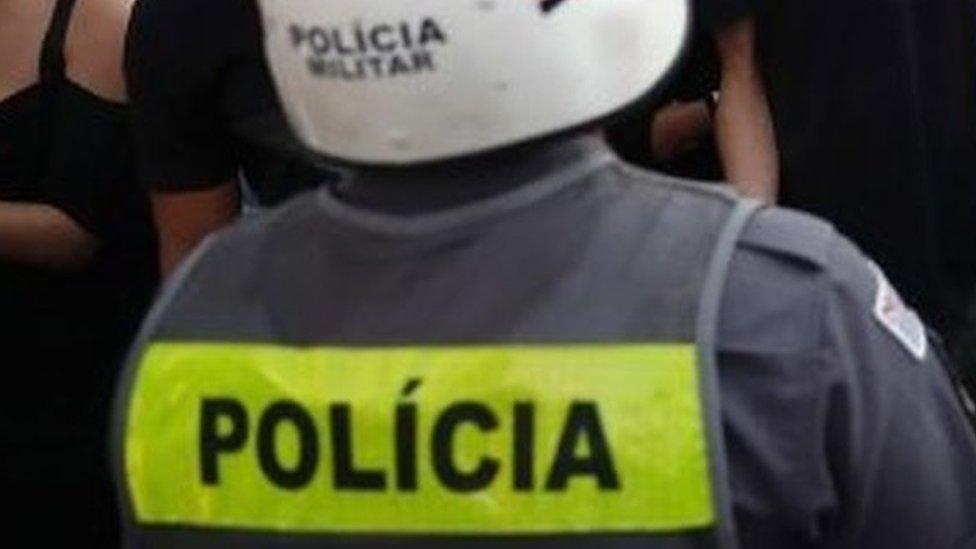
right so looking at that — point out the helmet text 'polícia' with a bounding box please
[289,19,447,80]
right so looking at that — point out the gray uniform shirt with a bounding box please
[143,135,976,548]
[720,206,976,548]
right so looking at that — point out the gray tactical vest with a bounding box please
[113,143,760,549]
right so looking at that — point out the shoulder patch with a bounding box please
[870,263,927,361]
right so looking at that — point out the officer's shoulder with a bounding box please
[606,162,840,271]
[716,206,844,353]
[735,204,882,305]
[720,204,910,358]
[603,161,748,228]
[736,206,839,271]
[184,193,323,278]
[607,161,740,205]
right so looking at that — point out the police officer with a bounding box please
[112,1,976,548]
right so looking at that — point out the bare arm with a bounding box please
[0,201,97,268]
[650,100,714,162]
[713,17,779,203]
[152,182,240,277]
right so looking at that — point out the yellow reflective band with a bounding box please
[125,343,714,535]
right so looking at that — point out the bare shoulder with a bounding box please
[65,0,135,103]
[0,1,54,96]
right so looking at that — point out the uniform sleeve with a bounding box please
[718,209,976,548]
[125,0,241,190]
[817,234,976,548]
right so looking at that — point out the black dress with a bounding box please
[0,0,157,542]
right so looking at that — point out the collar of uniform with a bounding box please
[317,133,615,238]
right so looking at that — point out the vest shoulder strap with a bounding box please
[694,198,762,549]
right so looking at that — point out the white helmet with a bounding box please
[257,0,691,165]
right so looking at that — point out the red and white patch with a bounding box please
[871,263,927,361]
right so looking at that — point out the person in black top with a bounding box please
[732,0,976,379]
[0,0,157,544]
[607,21,726,181]
[607,1,778,200]
[126,0,338,276]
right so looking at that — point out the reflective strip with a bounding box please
[125,343,714,535]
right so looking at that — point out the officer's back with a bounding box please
[113,1,976,548]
